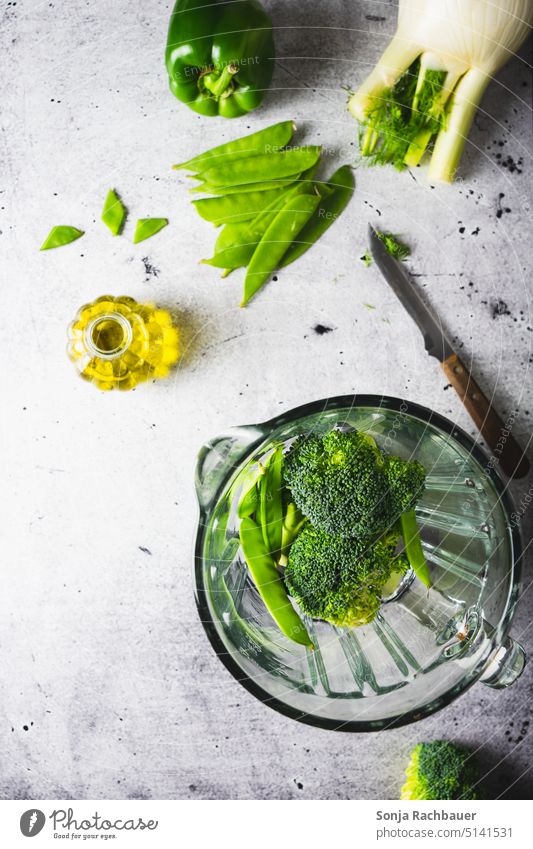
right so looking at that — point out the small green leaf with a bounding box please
[101,189,126,236]
[133,218,168,244]
[376,230,410,261]
[40,226,84,251]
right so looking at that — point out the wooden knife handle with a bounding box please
[441,352,530,479]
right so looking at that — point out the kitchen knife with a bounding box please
[368,224,530,479]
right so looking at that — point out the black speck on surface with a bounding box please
[138,546,152,555]
[141,257,159,281]
[495,192,512,219]
[491,299,512,319]
[504,155,523,174]
[294,779,304,790]
[313,324,333,335]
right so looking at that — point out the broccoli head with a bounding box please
[283,429,393,540]
[384,454,426,518]
[284,525,406,627]
[401,741,480,800]
[283,429,426,541]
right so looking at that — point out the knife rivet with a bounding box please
[454,366,463,374]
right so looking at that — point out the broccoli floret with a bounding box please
[284,429,426,542]
[284,525,406,627]
[384,454,426,518]
[283,430,394,541]
[401,741,480,800]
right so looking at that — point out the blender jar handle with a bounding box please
[195,426,266,512]
[479,635,526,689]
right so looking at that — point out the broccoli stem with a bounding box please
[428,67,490,183]
[400,509,430,588]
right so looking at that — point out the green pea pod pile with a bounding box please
[165,0,275,118]
[236,447,313,649]
[176,122,355,306]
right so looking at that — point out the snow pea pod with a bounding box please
[101,189,126,236]
[192,187,287,226]
[201,223,260,271]
[280,165,355,267]
[401,509,431,588]
[203,183,315,271]
[173,121,295,172]
[258,445,284,556]
[133,218,168,244]
[201,222,255,271]
[236,462,266,519]
[280,502,308,558]
[199,146,322,188]
[40,225,84,251]
[191,176,300,195]
[242,193,320,306]
[239,516,313,649]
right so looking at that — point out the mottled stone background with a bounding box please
[1,0,532,799]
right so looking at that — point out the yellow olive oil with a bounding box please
[67,295,179,390]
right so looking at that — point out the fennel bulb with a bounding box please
[349,0,533,182]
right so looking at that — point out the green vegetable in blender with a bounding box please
[133,218,168,244]
[239,517,313,649]
[283,429,430,587]
[241,192,320,306]
[258,445,284,556]
[280,502,308,562]
[40,225,84,251]
[173,121,295,172]
[401,741,481,800]
[101,189,126,236]
[285,526,408,627]
[384,454,426,514]
[236,463,266,519]
[400,510,430,588]
[165,0,275,119]
[283,429,395,541]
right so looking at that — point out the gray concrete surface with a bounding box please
[1,0,532,800]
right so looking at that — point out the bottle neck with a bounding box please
[84,312,133,360]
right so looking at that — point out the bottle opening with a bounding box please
[85,312,133,359]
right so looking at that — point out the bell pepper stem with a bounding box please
[204,65,239,99]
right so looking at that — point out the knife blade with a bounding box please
[368,224,530,479]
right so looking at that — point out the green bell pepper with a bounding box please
[165,0,275,118]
